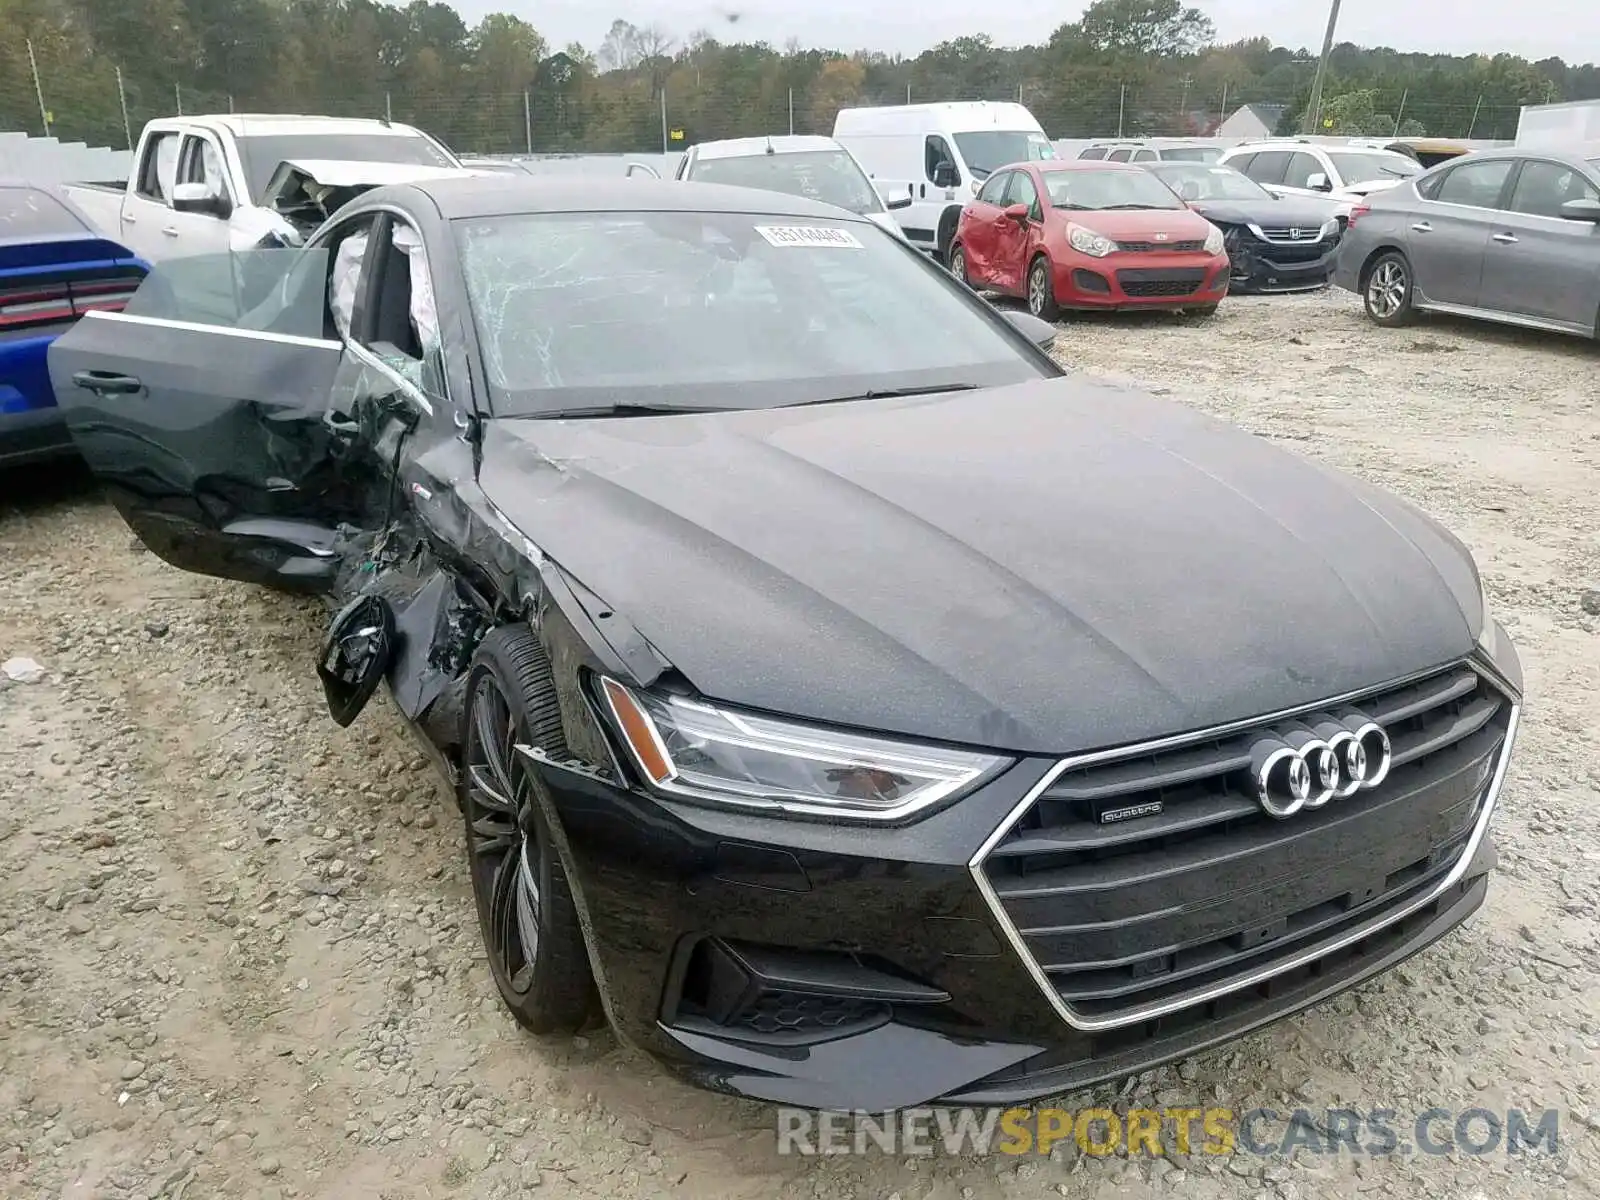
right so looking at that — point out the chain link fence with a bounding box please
[2,39,1537,156]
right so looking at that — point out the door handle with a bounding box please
[72,370,145,396]
[162,226,180,237]
[1491,232,1519,244]
[1410,221,1432,232]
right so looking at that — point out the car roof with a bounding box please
[1033,159,1145,174]
[176,113,430,138]
[1423,146,1595,170]
[406,176,878,222]
[691,135,843,160]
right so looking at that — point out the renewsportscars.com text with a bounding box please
[776,1106,1561,1158]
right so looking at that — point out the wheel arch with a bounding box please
[936,203,964,260]
[1357,243,1410,291]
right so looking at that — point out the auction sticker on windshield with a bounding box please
[754,225,864,249]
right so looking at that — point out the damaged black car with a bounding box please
[1144,161,1348,294]
[49,177,1522,1110]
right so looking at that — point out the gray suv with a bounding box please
[1333,148,1600,338]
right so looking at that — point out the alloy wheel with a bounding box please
[463,675,541,994]
[950,246,967,284]
[1028,264,1049,316]
[1367,260,1408,320]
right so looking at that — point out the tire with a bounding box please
[948,242,971,287]
[459,625,596,1035]
[1363,251,1417,327]
[937,208,962,265]
[1026,256,1061,322]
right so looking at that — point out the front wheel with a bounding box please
[1186,303,1220,318]
[949,243,971,287]
[459,626,597,1035]
[1363,251,1417,327]
[1026,256,1061,322]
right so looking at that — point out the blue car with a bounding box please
[1,182,147,467]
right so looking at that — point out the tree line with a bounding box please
[3,0,1596,155]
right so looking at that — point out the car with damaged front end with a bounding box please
[46,177,1523,1112]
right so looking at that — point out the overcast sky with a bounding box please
[453,1,1596,62]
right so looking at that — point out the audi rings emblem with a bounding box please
[1248,711,1392,818]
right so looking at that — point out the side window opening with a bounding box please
[327,225,372,342]
[925,135,958,185]
[137,132,180,204]
[178,136,233,203]
[363,220,442,400]
[1007,171,1041,220]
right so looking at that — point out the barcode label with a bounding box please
[753,225,864,249]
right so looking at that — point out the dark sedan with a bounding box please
[1145,161,1347,293]
[47,177,1522,1110]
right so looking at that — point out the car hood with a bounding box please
[1187,196,1345,229]
[1060,207,1215,241]
[1337,177,1407,199]
[479,378,1482,756]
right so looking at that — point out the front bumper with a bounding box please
[1226,233,1340,294]
[521,659,1517,1110]
[1053,252,1230,311]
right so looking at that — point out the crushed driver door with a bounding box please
[48,244,373,592]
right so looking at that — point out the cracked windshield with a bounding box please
[2,0,1595,1198]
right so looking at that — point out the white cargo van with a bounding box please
[833,101,1054,262]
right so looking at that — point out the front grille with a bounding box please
[1255,226,1326,243]
[974,662,1512,1030]
[1115,268,1207,297]
[1115,239,1207,253]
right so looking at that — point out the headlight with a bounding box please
[1320,218,1340,240]
[599,678,1011,821]
[1066,222,1115,258]
[1204,223,1225,255]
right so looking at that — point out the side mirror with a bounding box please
[932,160,960,188]
[1003,308,1058,349]
[316,593,396,727]
[1003,202,1031,222]
[1305,172,1332,192]
[886,196,913,210]
[1557,197,1600,223]
[172,181,232,219]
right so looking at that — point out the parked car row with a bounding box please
[37,169,1524,1111]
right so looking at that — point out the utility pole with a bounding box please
[1218,82,1229,132]
[1467,94,1483,138]
[1178,74,1193,115]
[659,87,668,154]
[787,87,794,135]
[1302,0,1341,135]
[27,39,50,136]
[116,66,133,148]
[1392,89,1408,136]
[1117,83,1126,138]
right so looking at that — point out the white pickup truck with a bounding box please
[62,113,467,262]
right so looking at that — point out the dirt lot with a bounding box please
[2,287,1597,1200]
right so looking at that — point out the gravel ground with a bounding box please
[2,287,1597,1200]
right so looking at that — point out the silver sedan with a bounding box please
[1332,148,1600,339]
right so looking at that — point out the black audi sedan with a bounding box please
[48,177,1522,1110]
[1145,161,1349,293]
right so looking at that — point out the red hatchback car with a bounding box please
[950,160,1230,319]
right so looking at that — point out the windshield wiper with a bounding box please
[526,402,730,419]
[784,383,980,409]
[1098,203,1165,210]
